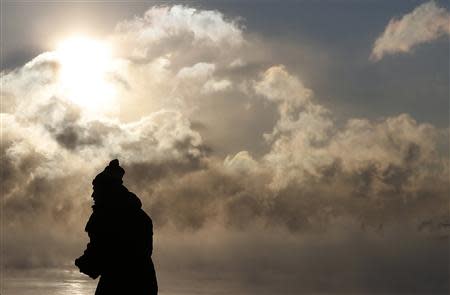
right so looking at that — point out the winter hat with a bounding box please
[92,159,125,186]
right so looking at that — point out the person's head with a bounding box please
[92,159,125,201]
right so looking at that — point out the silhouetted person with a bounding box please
[75,159,158,295]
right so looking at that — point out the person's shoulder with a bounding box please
[127,191,143,209]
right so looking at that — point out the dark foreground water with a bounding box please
[3,267,445,295]
[2,269,96,295]
[2,268,265,295]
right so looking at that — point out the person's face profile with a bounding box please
[92,185,106,201]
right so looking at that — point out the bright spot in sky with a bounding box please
[55,36,117,113]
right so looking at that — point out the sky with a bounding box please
[1,1,449,294]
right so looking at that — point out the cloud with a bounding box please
[253,67,448,230]
[254,65,313,107]
[201,79,232,94]
[1,4,449,293]
[113,5,244,61]
[371,1,450,61]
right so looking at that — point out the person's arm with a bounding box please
[75,212,103,279]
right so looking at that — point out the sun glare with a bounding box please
[55,36,117,113]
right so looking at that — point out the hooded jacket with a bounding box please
[76,160,158,295]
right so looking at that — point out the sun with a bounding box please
[55,36,117,113]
